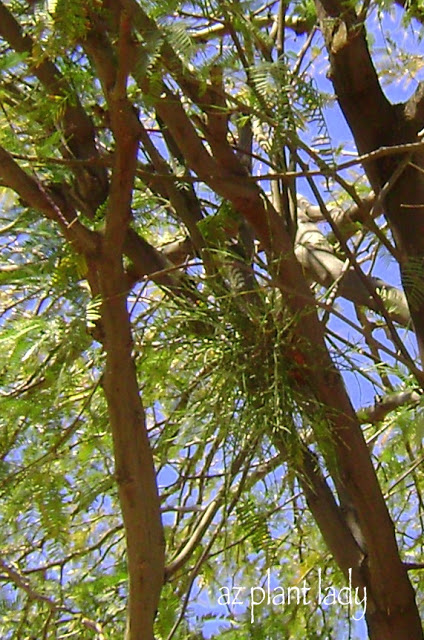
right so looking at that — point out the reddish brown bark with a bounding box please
[0,2,422,637]
[315,0,424,366]
[94,15,166,635]
[113,5,423,630]
[98,258,165,640]
[147,93,422,638]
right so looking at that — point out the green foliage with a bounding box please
[197,201,241,245]
[0,1,423,639]
[291,0,317,28]
[235,496,278,562]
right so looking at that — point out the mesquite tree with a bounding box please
[1,1,424,639]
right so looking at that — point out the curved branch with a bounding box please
[359,390,421,425]
[313,0,424,370]
[295,212,410,326]
[314,0,395,161]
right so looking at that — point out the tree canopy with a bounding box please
[1,0,424,639]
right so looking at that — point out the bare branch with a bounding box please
[359,390,421,425]
[294,208,410,326]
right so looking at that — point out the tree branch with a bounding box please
[359,390,421,425]
[0,146,98,254]
[0,558,106,636]
[294,209,410,326]
[0,1,108,214]
[405,82,424,130]
[131,75,423,640]
[97,256,165,640]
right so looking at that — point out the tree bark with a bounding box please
[314,0,424,364]
[89,15,166,635]
[98,258,165,640]
[150,95,422,638]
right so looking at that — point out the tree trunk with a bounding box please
[315,0,424,364]
[98,258,165,640]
